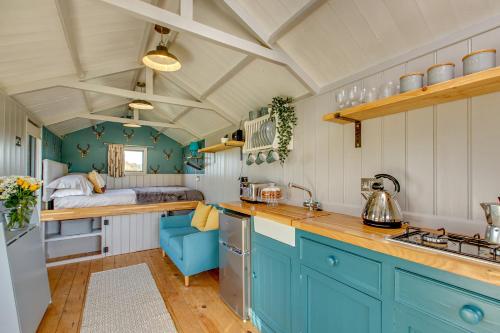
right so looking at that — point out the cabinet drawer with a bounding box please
[395,269,500,333]
[299,237,381,295]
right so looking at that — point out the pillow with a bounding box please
[46,174,93,195]
[201,207,219,231]
[50,189,88,199]
[87,171,106,194]
[191,202,212,231]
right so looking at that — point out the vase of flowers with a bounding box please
[0,176,41,230]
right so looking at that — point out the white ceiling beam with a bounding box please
[5,63,145,96]
[129,0,161,92]
[43,100,129,126]
[180,0,193,19]
[75,113,181,128]
[54,0,84,78]
[159,74,240,125]
[267,0,326,44]
[58,80,214,109]
[54,0,96,115]
[97,0,287,64]
[145,68,154,94]
[222,0,320,95]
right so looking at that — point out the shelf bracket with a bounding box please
[335,113,361,148]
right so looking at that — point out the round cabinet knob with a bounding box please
[252,272,257,279]
[326,256,339,266]
[459,304,484,325]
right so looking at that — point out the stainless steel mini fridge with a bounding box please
[219,211,251,320]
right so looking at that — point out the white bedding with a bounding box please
[54,189,136,209]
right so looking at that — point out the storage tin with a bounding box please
[399,72,424,93]
[462,49,496,75]
[427,63,455,85]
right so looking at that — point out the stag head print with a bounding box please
[76,144,90,158]
[163,149,173,160]
[92,163,105,173]
[123,129,135,142]
[92,125,105,140]
[174,165,183,174]
[150,131,161,144]
[149,165,160,174]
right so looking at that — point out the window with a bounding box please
[124,147,147,174]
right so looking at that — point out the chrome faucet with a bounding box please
[288,182,321,211]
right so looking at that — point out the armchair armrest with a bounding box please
[182,230,219,273]
[160,212,194,229]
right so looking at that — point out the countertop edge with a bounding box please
[220,201,500,287]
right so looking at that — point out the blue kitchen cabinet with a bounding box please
[249,223,500,333]
[299,265,382,333]
[394,305,469,333]
[251,225,296,333]
[252,242,292,333]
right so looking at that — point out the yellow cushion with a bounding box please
[201,207,219,231]
[87,171,106,194]
[191,202,211,231]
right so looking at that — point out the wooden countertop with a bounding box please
[40,201,200,222]
[219,201,330,225]
[220,201,500,286]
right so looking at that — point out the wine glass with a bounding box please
[348,85,361,106]
[335,90,347,110]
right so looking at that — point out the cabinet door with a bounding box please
[394,305,468,333]
[252,243,292,333]
[299,265,381,333]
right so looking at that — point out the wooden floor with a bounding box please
[37,249,257,333]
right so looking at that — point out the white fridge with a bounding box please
[0,222,51,333]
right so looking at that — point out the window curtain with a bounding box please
[107,144,124,178]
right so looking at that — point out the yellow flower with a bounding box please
[17,178,24,186]
[22,182,29,190]
[29,184,39,192]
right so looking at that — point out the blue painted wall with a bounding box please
[60,122,184,174]
[183,139,205,174]
[42,127,63,162]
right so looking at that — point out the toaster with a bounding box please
[240,182,273,202]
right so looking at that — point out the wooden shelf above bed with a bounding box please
[40,201,200,222]
[198,140,244,153]
[323,66,500,124]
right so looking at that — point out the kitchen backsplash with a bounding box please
[185,25,500,234]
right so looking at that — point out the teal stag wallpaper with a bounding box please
[42,127,63,162]
[60,122,184,174]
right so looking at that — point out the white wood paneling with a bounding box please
[102,174,183,189]
[198,24,500,233]
[104,211,162,256]
[0,91,29,177]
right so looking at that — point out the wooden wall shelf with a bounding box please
[198,140,244,153]
[323,67,500,124]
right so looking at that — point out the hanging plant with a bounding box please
[270,96,296,165]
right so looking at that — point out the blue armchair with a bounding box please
[159,210,219,287]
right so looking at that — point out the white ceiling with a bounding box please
[1,0,500,144]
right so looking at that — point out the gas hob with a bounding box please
[390,227,500,265]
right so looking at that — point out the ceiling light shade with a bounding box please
[128,99,154,110]
[123,122,141,128]
[143,45,181,72]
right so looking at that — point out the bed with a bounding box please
[42,159,204,210]
[40,159,203,265]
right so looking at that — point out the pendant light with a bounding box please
[142,25,181,72]
[123,107,142,128]
[128,82,154,110]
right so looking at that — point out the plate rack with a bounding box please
[243,114,293,153]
